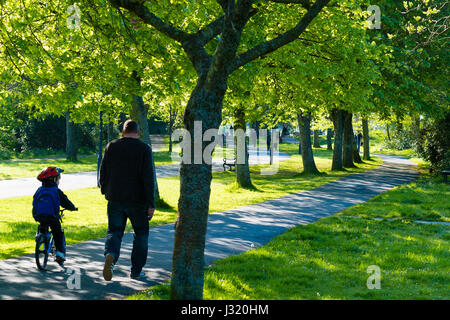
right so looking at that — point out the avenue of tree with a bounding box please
[0,0,448,299]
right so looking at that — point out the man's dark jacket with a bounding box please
[99,137,155,209]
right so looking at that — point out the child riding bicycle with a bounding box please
[33,167,78,266]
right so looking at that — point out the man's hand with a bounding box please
[147,207,155,221]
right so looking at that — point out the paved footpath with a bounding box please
[0,154,418,299]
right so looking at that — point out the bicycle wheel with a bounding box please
[35,232,50,271]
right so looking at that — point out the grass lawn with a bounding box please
[336,174,450,222]
[0,150,178,181]
[0,155,99,180]
[129,172,449,300]
[0,143,381,260]
[0,141,237,181]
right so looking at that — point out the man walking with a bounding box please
[99,120,156,281]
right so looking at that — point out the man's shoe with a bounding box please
[130,271,145,280]
[103,254,114,281]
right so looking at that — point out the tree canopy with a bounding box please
[0,0,448,300]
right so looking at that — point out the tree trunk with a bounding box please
[234,106,253,188]
[342,111,355,168]
[412,115,421,141]
[65,111,78,162]
[313,129,321,148]
[297,112,320,174]
[171,79,226,300]
[131,99,151,145]
[254,121,260,142]
[331,108,344,171]
[130,72,160,201]
[386,123,391,141]
[326,128,333,150]
[107,118,115,143]
[168,105,174,153]
[108,0,331,301]
[362,116,370,160]
[396,116,403,135]
[352,129,363,164]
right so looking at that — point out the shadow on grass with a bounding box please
[297,171,329,178]
[200,217,449,300]
[130,216,449,300]
[156,197,173,210]
[226,181,261,193]
[0,221,104,259]
[337,173,450,222]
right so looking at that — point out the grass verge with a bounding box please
[0,151,177,180]
[128,171,449,300]
[0,155,99,180]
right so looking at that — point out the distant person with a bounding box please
[33,167,78,266]
[99,120,156,281]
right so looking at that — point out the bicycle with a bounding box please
[35,208,74,270]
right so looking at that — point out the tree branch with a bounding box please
[108,0,213,75]
[229,0,330,72]
[195,7,257,46]
[194,15,226,46]
[108,0,189,42]
[205,0,253,86]
[268,0,311,10]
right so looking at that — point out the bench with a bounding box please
[223,158,236,171]
[442,170,450,183]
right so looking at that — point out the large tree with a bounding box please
[370,1,448,128]
[248,0,379,174]
[106,0,332,299]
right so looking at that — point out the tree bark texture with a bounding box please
[342,111,355,168]
[168,105,174,153]
[313,129,321,148]
[234,106,253,188]
[326,128,333,150]
[171,77,227,300]
[386,123,391,141]
[297,112,320,174]
[362,116,370,160]
[130,72,160,200]
[65,111,78,162]
[331,108,344,171]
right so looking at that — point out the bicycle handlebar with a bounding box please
[59,207,78,220]
[60,207,78,213]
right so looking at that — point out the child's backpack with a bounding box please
[32,186,60,219]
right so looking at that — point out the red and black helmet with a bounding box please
[37,167,64,182]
